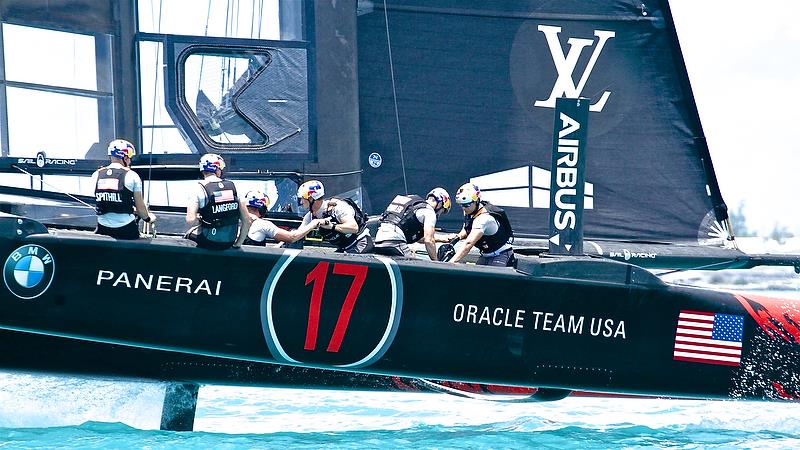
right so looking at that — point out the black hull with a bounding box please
[1,215,799,401]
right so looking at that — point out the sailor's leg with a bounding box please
[160,382,201,431]
[476,249,514,267]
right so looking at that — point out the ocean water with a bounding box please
[1,268,799,449]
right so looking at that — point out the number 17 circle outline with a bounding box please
[261,250,403,369]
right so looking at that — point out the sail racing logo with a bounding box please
[3,244,55,299]
[17,151,77,167]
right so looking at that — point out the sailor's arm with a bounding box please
[185,200,200,226]
[422,223,438,261]
[275,218,322,243]
[133,191,156,223]
[331,212,359,234]
[233,198,251,248]
[436,228,466,243]
[450,228,483,263]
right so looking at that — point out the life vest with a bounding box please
[318,197,368,248]
[379,194,428,243]
[463,201,513,254]
[95,167,135,215]
[198,180,240,245]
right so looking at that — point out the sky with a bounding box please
[669,1,800,236]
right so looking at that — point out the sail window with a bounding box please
[184,53,269,145]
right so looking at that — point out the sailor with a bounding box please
[446,182,515,266]
[185,153,250,250]
[92,139,156,239]
[296,180,373,254]
[243,190,325,246]
[373,188,451,259]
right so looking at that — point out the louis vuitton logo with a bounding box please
[534,25,615,112]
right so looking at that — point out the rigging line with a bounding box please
[383,0,409,195]
[257,0,263,39]
[302,169,364,177]
[249,0,255,38]
[147,0,165,205]
[197,0,213,96]
[224,0,232,93]
[35,214,98,222]
[11,166,94,210]
[655,259,741,277]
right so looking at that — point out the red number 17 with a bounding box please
[304,262,368,353]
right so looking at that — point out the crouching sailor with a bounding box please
[93,139,156,239]
[373,187,451,260]
[243,190,324,246]
[185,153,250,250]
[296,180,374,254]
[446,183,515,267]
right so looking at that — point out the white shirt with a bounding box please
[92,162,143,228]
[248,217,281,242]
[375,205,436,243]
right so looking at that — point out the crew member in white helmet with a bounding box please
[296,179,373,254]
[373,187,451,260]
[185,153,250,250]
[242,190,324,246]
[92,139,156,239]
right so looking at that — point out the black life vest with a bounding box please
[463,201,513,254]
[318,197,368,248]
[379,194,428,243]
[198,180,240,245]
[95,167,135,215]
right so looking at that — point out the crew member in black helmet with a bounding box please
[185,153,250,250]
[373,187,451,260]
[92,139,156,239]
[296,180,373,254]
[446,182,515,267]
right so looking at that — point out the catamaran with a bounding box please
[0,0,798,431]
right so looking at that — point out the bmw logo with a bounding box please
[3,244,55,299]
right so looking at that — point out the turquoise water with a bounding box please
[1,272,799,449]
[2,381,800,449]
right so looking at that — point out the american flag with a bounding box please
[673,310,743,367]
[97,178,119,190]
[213,190,234,203]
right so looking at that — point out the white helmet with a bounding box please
[245,190,270,210]
[426,187,451,214]
[199,153,226,173]
[107,139,136,159]
[297,180,325,203]
[455,182,481,205]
